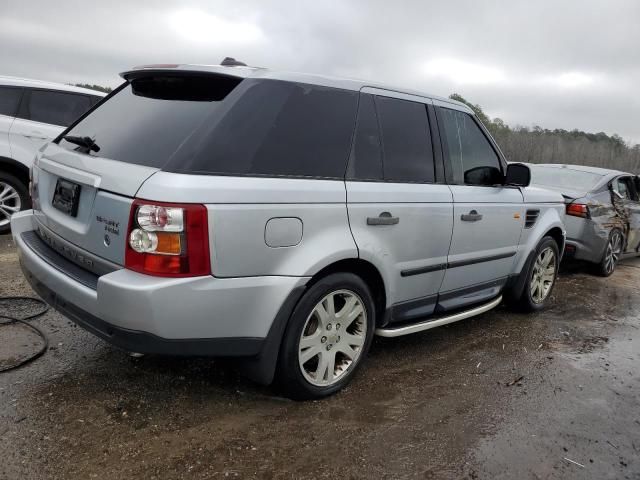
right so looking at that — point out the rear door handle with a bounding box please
[461,210,483,222]
[367,212,400,226]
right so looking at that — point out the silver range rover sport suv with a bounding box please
[12,64,566,399]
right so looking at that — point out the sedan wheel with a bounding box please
[530,246,557,304]
[603,231,623,275]
[298,289,367,387]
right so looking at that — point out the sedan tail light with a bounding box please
[125,199,210,277]
[566,203,590,219]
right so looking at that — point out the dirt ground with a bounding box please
[1,233,639,480]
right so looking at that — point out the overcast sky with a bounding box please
[2,0,639,144]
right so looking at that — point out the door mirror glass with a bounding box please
[464,166,504,186]
[505,163,531,187]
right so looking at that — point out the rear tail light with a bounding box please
[125,199,210,277]
[566,203,590,219]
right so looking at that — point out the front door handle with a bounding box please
[367,212,400,226]
[461,210,483,222]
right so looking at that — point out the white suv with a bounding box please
[12,64,566,399]
[0,76,104,233]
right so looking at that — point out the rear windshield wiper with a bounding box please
[63,135,100,153]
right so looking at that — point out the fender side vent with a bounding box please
[525,209,540,229]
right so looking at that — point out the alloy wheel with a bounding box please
[530,247,556,304]
[298,289,367,387]
[0,181,22,228]
[604,231,623,275]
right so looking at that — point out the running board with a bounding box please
[375,295,503,338]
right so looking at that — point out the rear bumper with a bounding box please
[563,216,609,264]
[12,210,308,357]
[564,236,607,263]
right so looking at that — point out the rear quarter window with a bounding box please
[25,90,92,126]
[176,80,358,178]
[0,86,23,116]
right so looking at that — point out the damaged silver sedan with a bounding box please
[530,164,640,276]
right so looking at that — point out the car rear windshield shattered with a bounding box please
[58,75,359,178]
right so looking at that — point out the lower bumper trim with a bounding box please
[21,262,263,357]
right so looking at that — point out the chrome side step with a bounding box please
[375,295,503,338]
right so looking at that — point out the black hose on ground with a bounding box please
[0,296,49,372]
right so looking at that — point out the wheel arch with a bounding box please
[238,257,387,386]
[545,226,565,256]
[306,258,387,325]
[0,156,30,187]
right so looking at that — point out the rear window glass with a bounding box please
[59,76,358,178]
[58,75,238,168]
[530,166,602,191]
[27,90,92,126]
[0,86,23,116]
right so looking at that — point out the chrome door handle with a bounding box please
[367,212,399,226]
[461,210,483,222]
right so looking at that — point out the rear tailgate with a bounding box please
[32,142,159,266]
[29,70,247,268]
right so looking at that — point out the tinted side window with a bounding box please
[27,90,92,126]
[177,80,358,178]
[376,96,434,183]
[438,108,501,185]
[0,86,23,116]
[347,94,383,180]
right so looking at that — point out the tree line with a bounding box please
[451,94,639,174]
[73,83,113,93]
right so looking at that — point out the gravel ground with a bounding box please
[1,233,639,479]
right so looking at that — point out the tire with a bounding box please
[517,236,560,312]
[0,172,30,235]
[276,272,376,400]
[596,229,623,277]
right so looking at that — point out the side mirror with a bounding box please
[464,166,503,186]
[505,163,531,187]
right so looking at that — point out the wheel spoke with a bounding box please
[0,190,17,201]
[0,206,13,219]
[315,351,331,381]
[336,344,357,360]
[337,296,357,319]
[0,204,19,213]
[325,352,336,382]
[313,302,330,326]
[324,294,336,317]
[342,332,364,348]
[299,331,321,350]
[300,345,321,364]
[344,304,364,328]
